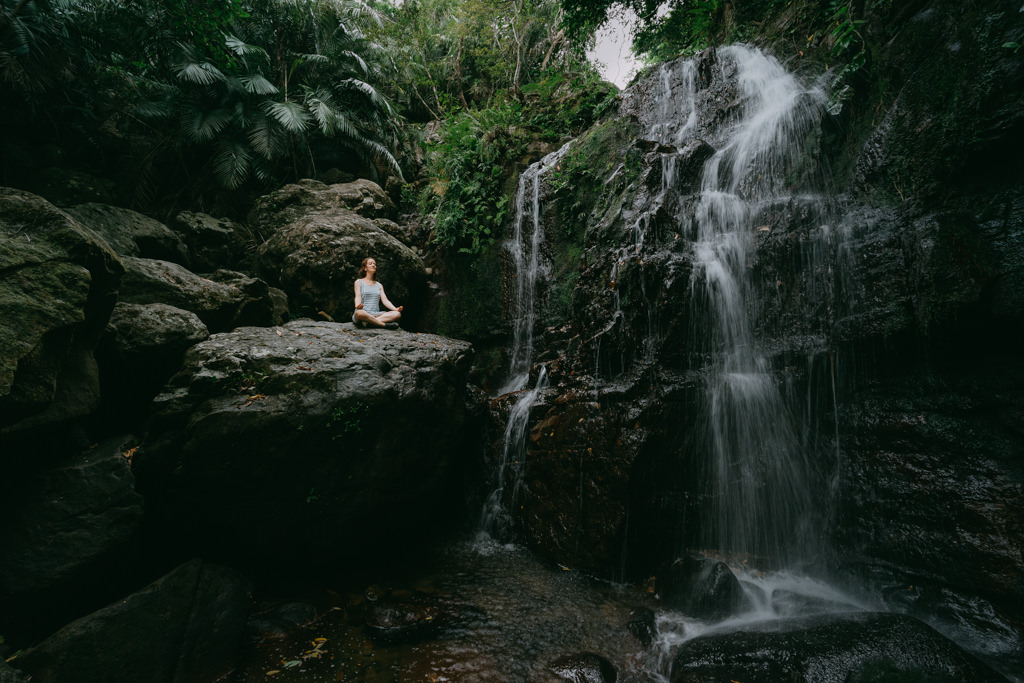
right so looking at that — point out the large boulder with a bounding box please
[95,302,210,426]
[64,203,189,266]
[669,612,1009,682]
[0,188,122,438]
[134,320,480,574]
[248,178,396,228]
[118,257,277,333]
[0,435,144,635]
[7,559,251,683]
[171,210,250,272]
[249,179,426,326]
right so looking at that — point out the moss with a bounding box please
[541,116,641,328]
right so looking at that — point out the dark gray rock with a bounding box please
[134,320,478,572]
[118,257,277,332]
[65,203,189,265]
[669,612,1009,683]
[0,435,143,600]
[0,187,122,436]
[96,302,210,423]
[171,210,249,272]
[102,302,210,356]
[0,435,144,639]
[250,198,425,325]
[30,167,119,207]
[627,607,657,648]
[248,178,396,231]
[247,601,318,642]
[10,559,251,683]
[658,556,749,621]
[0,660,30,683]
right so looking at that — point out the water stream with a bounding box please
[683,45,829,568]
[482,144,570,538]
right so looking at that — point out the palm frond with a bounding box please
[262,100,312,133]
[248,117,289,160]
[211,138,253,189]
[337,49,369,75]
[182,106,234,142]
[225,35,270,60]
[174,59,226,86]
[241,73,279,95]
[338,77,394,116]
[306,95,338,135]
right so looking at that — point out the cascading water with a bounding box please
[481,144,570,537]
[679,46,829,568]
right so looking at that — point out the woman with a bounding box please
[352,257,403,329]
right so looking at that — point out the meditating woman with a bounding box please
[352,257,403,329]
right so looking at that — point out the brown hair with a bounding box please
[358,257,376,279]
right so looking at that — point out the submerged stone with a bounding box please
[549,651,618,683]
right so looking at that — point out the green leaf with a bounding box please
[262,101,312,133]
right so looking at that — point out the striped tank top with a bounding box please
[359,280,381,314]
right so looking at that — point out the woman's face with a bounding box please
[365,259,377,275]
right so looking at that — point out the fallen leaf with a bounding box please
[265,671,280,676]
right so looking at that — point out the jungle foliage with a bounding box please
[1,0,401,212]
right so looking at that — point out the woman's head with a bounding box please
[358,257,378,279]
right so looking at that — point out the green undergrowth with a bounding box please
[421,70,617,256]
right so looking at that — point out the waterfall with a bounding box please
[644,46,830,568]
[498,143,572,395]
[482,144,571,536]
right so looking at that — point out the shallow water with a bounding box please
[230,534,660,682]
[229,534,902,683]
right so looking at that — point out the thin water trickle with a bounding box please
[498,143,572,396]
[482,143,572,538]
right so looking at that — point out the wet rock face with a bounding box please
[835,364,1024,598]
[134,320,479,574]
[503,3,1024,629]
[669,612,1010,683]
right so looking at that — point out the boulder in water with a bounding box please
[669,612,1009,683]
[549,651,618,683]
[658,556,749,621]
